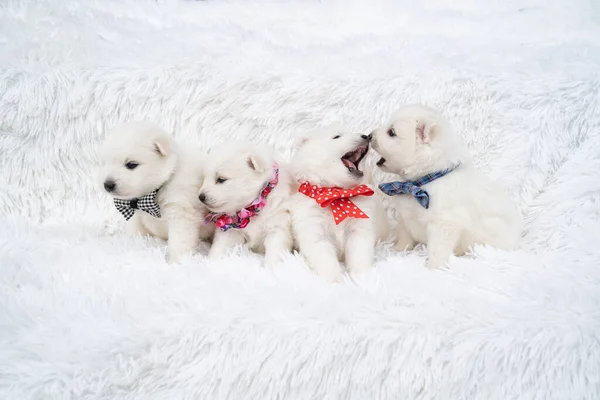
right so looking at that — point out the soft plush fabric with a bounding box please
[1,0,600,399]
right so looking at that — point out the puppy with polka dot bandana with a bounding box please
[289,128,388,282]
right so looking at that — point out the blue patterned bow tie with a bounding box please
[378,164,460,209]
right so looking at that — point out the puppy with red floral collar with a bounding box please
[199,142,295,267]
[289,128,385,282]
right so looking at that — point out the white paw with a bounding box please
[208,251,224,261]
[264,254,282,269]
[126,225,142,237]
[393,240,415,252]
[167,251,183,265]
[347,263,371,276]
[319,266,344,283]
[426,257,449,270]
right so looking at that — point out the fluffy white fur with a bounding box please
[199,142,295,267]
[2,0,600,398]
[372,105,523,268]
[289,128,383,281]
[100,122,214,263]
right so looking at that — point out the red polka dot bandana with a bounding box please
[298,182,374,225]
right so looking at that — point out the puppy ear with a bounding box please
[247,153,267,172]
[416,121,436,144]
[295,136,309,148]
[153,138,170,156]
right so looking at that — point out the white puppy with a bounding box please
[100,122,214,263]
[371,104,523,269]
[198,142,294,267]
[289,128,383,281]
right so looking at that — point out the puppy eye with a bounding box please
[216,177,227,184]
[387,127,396,137]
[125,162,139,170]
[332,135,341,139]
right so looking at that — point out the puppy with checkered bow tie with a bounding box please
[371,104,523,269]
[99,122,214,263]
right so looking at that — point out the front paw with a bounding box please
[208,248,225,260]
[426,254,450,270]
[347,263,371,276]
[313,263,344,283]
[264,253,282,269]
[126,224,143,237]
[323,269,344,283]
[393,239,415,252]
[167,247,190,265]
[167,252,182,265]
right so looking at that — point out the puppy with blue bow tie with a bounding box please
[371,105,523,269]
[99,122,214,263]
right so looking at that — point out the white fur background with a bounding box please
[1,0,600,398]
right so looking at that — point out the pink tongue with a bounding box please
[342,159,356,169]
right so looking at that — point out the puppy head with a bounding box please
[371,104,462,178]
[198,142,275,214]
[99,122,178,200]
[292,128,371,188]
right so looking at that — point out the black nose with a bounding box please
[361,134,372,141]
[104,180,116,192]
[198,193,206,203]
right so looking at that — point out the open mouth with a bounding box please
[341,144,368,177]
[376,157,386,167]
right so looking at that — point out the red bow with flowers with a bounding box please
[205,164,279,231]
[298,182,374,225]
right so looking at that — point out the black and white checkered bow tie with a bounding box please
[113,189,161,220]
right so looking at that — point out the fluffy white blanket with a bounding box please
[1,0,599,398]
